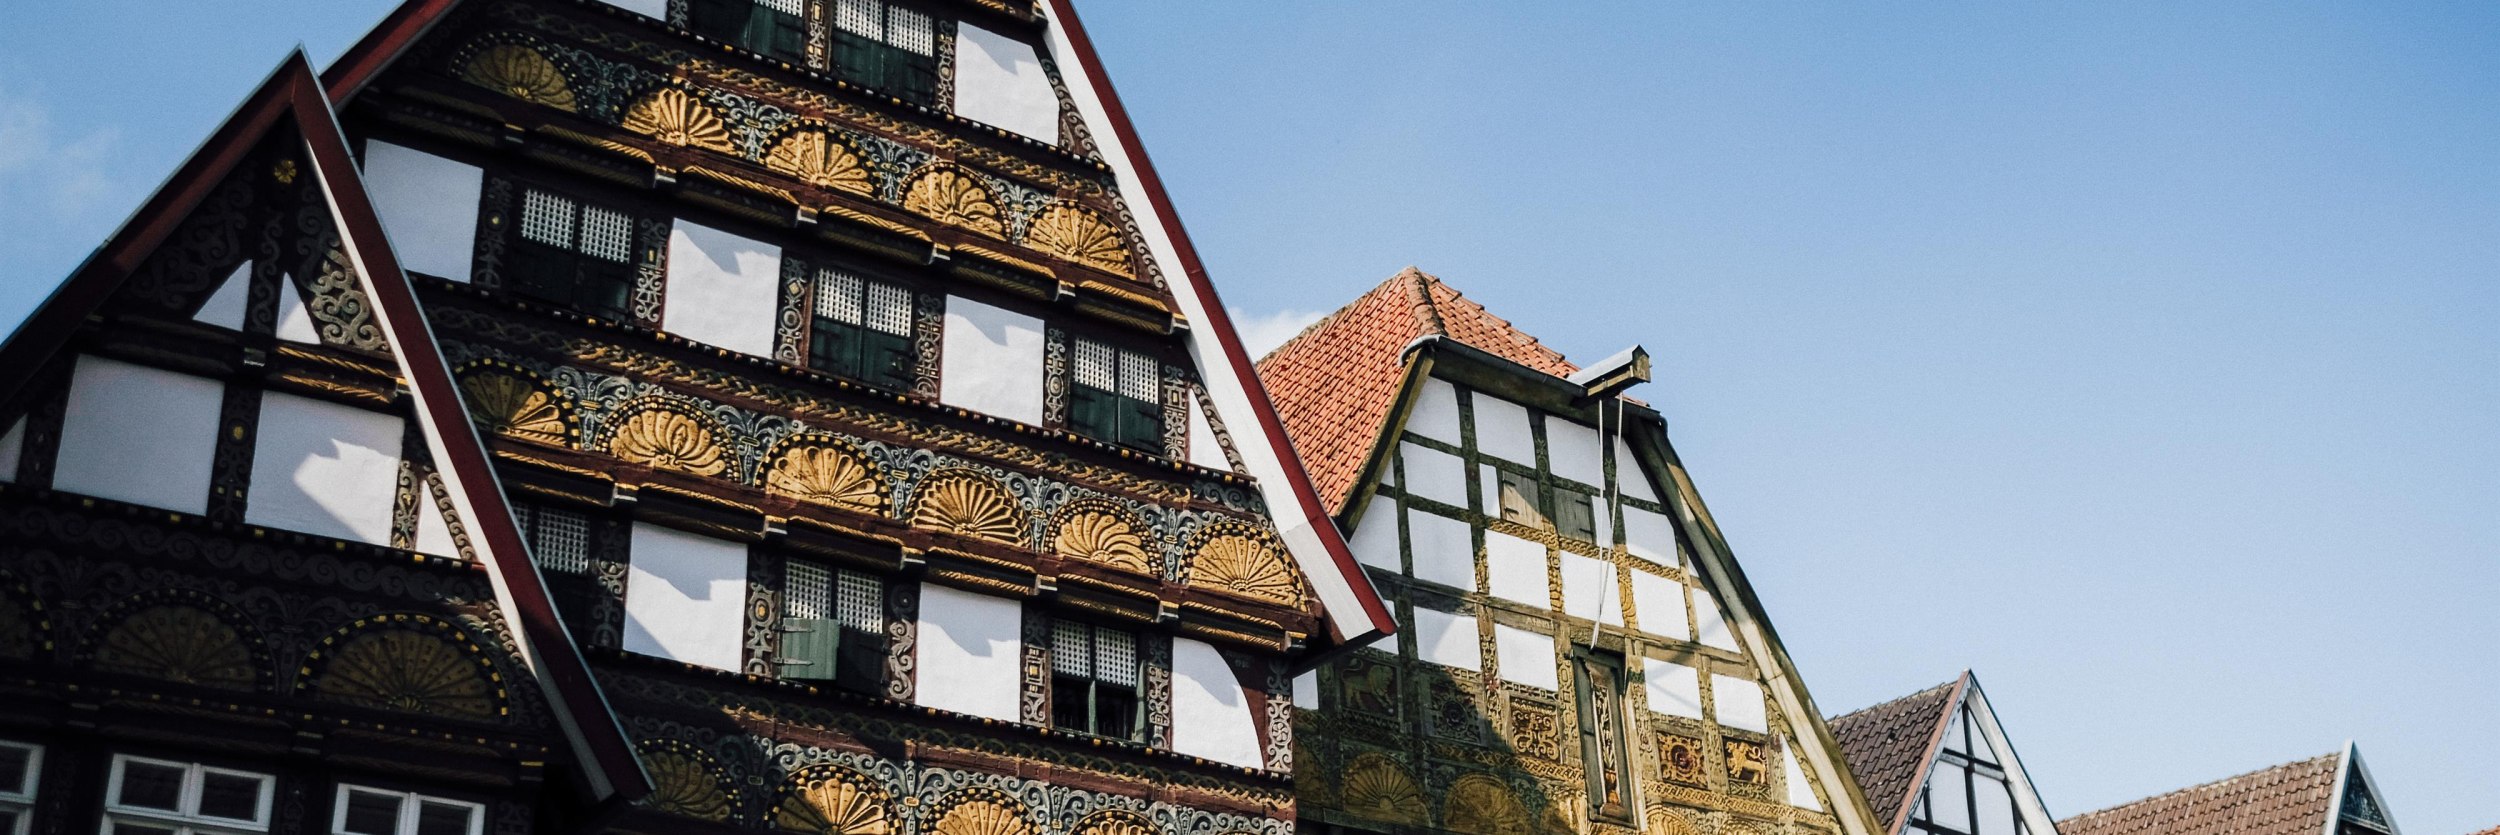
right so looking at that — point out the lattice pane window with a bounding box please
[102,755,274,835]
[0,741,37,835]
[518,190,576,249]
[330,786,482,835]
[779,560,887,690]
[808,267,915,390]
[1068,338,1164,453]
[508,187,635,320]
[829,0,939,103]
[689,0,806,62]
[515,505,591,575]
[577,205,633,264]
[1049,620,1140,740]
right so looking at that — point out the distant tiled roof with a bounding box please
[1254,267,1576,514]
[2464,826,2499,835]
[1829,677,1964,833]
[2057,753,2343,835]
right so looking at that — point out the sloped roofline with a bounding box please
[2327,742,2402,835]
[1035,0,1396,648]
[0,48,649,805]
[1961,674,2064,835]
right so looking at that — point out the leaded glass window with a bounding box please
[832,0,938,105]
[689,0,807,63]
[1069,338,1163,452]
[509,188,634,321]
[1050,620,1139,740]
[807,268,915,390]
[779,560,886,690]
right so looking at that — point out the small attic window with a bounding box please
[832,0,938,105]
[808,267,915,390]
[511,188,635,321]
[1069,338,1163,452]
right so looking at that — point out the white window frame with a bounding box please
[101,755,274,835]
[328,785,484,835]
[0,740,40,835]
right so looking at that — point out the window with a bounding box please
[513,504,591,575]
[0,741,37,835]
[831,0,937,105]
[1553,487,1596,543]
[778,560,886,691]
[1069,339,1162,452]
[1049,620,1139,740]
[1494,469,1543,527]
[1572,653,1632,821]
[102,756,273,835]
[1909,705,2025,835]
[808,269,915,389]
[510,188,635,321]
[330,786,480,835]
[689,0,806,63]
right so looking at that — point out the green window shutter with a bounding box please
[864,330,914,390]
[689,0,747,42]
[778,618,842,681]
[1069,386,1117,442]
[1121,394,1163,452]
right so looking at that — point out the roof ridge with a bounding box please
[2058,750,2344,824]
[1829,677,1963,724]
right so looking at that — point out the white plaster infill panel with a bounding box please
[1483,528,1550,609]
[622,523,750,672]
[1643,657,1704,719]
[0,418,22,483]
[913,582,1023,721]
[1616,437,1661,502]
[1695,588,1739,652]
[591,0,666,17]
[1185,397,1227,471]
[1712,674,1768,732]
[1493,623,1557,690]
[1559,551,1623,626]
[1472,394,1535,466]
[1548,417,1603,487]
[1405,508,1475,591]
[952,23,1060,145]
[1629,570,1690,640]
[1623,505,1679,566]
[1785,739,1825,810]
[1410,606,1481,672]
[1399,441,1466,508]
[194,263,251,329]
[246,391,405,546]
[663,220,782,357]
[1347,495,1402,572]
[1291,671,1318,709]
[939,296,1046,425]
[362,140,482,283]
[1405,377,1461,443]
[275,273,319,344]
[413,483,458,558]
[54,355,223,515]
[1170,638,1262,769]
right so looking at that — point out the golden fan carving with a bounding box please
[643,751,733,823]
[624,87,735,153]
[1339,753,1426,825]
[911,472,1023,545]
[775,769,889,835]
[766,439,883,513]
[313,629,501,722]
[608,405,730,477]
[94,605,255,689]
[1443,776,1530,835]
[1189,530,1303,606]
[1647,808,1700,835]
[461,44,576,111]
[1071,812,1154,835]
[766,128,874,196]
[1053,508,1149,573]
[901,166,1006,238]
[1025,204,1130,275]
[460,369,566,445]
[932,798,1030,835]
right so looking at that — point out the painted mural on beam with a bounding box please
[1257,270,1886,835]
[0,2,1388,835]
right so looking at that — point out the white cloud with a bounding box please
[1230,307,1327,358]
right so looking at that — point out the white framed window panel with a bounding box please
[101,755,274,835]
[329,785,483,835]
[0,740,38,835]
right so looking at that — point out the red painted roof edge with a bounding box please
[1891,672,1972,835]
[1037,0,1395,642]
[321,0,465,103]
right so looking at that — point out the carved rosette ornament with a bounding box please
[1187,524,1304,607]
[623,87,735,153]
[1070,811,1153,835]
[92,605,258,690]
[460,44,577,111]
[304,615,506,723]
[764,437,884,513]
[459,365,568,445]
[929,791,1030,835]
[766,127,874,196]
[1339,753,1427,826]
[640,744,735,823]
[1024,202,1131,275]
[901,164,1006,238]
[604,401,731,477]
[1443,776,1530,835]
[775,767,889,835]
[910,470,1023,545]
[1050,502,1150,573]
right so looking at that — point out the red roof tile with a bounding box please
[1828,677,1965,833]
[2057,753,2343,835]
[1255,267,1576,514]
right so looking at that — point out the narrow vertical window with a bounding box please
[779,560,887,691]
[0,741,37,835]
[514,504,592,575]
[832,0,938,104]
[1069,338,1163,452]
[1049,620,1139,740]
[689,0,807,63]
[807,268,915,390]
[510,188,634,321]
[1572,653,1632,820]
[330,786,481,835]
[101,756,273,835]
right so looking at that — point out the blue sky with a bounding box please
[4,1,2496,831]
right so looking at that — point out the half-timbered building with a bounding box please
[0,4,1391,835]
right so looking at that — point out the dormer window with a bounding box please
[512,188,635,321]
[832,0,938,105]
[690,0,807,64]
[1069,338,1162,452]
[807,268,915,390]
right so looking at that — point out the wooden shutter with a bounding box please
[780,561,844,681]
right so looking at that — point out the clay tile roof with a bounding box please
[2465,827,2499,835]
[2056,752,2344,835]
[1829,677,1965,832]
[1255,267,1575,514]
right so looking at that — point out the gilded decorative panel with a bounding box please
[301,613,509,723]
[88,595,266,691]
[764,435,885,513]
[1338,752,1427,826]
